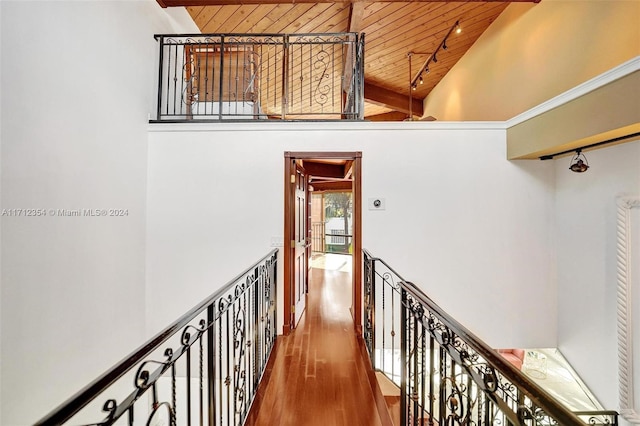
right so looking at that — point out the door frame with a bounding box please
[283,151,363,336]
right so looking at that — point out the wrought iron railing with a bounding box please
[311,222,353,254]
[35,249,278,426]
[363,250,618,426]
[152,33,364,122]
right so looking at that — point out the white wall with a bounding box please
[146,122,557,349]
[555,139,640,413]
[0,2,197,424]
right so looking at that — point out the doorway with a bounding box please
[283,152,362,335]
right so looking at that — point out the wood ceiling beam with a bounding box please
[365,111,409,122]
[158,0,538,7]
[303,162,348,179]
[310,180,353,192]
[364,82,423,117]
[344,160,354,179]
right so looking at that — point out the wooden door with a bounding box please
[293,161,309,326]
[284,151,362,336]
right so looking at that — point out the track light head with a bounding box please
[419,75,423,85]
[432,54,438,63]
[455,21,462,34]
[569,150,589,173]
[442,40,447,50]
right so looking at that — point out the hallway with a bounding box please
[244,255,386,426]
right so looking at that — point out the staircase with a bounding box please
[363,250,619,426]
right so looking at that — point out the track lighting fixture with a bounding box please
[406,19,462,119]
[408,20,461,92]
[569,150,589,173]
[455,21,461,34]
[539,131,640,166]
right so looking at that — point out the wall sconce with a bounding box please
[569,150,589,173]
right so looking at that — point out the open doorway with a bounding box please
[283,152,362,335]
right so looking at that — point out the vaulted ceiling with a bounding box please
[157,0,538,121]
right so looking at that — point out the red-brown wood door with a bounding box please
[293,161,309,326]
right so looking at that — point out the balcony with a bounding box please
[152,33,364,122]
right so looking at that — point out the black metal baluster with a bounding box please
[271,253,277,343]
[179,42,187,117]
[186,343,192,426]
[226,41,232,116]
[173,42,180,116]
[386,274,390,378]
[156,36,164,120]
[428,335,434,425]
[210,40,217,116]
[171,362,177,426]
[199,332,204,426]
[466,370,472,424]
[218,37,225,120]
[400,287,408,426]
[208,304,215,426]
[253,267,260,393]
[228,301,234,426]
[150,383,159,426]
[195,41,201,117]
[412,308,419,426]
[203,41,209,116]
[370,257,376,367]
[420,321,426,426]
[242,280,248,419]
[234,42,239,115]
[218,312,223,426]
[439,347,446,425]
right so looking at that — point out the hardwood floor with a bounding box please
[245,261,386,426]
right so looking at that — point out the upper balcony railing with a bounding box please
[152,33,364,122]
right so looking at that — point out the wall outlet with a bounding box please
[368,198,386,210]
[270,236,284,247]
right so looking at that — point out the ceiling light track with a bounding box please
[410,20,460,90]
[538,131,640,160]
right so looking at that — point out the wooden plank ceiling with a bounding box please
[158,0,537,121]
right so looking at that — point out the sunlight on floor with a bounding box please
[311,253,352,273]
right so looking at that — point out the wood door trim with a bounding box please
[283,156,293,335]
[283,151,363,336]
